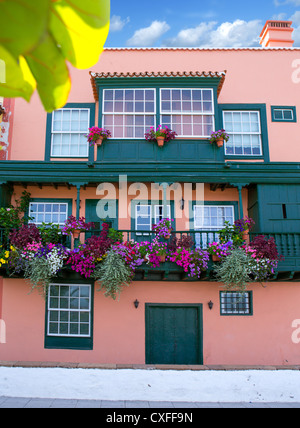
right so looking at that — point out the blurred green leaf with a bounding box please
[0,0,50,57]
[0,47,36,101]
[25,33,71,112]
[0,0,110,111]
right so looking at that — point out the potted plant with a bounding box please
[208,241,233,262]
[209,129,229,147]
[86,126,112,146]
[234,217,255,242]
[152,218,174,239]
[145,125,177,147]
[62,215,94,239]
[148,239,168,263]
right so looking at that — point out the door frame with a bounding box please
[145,303,203,365]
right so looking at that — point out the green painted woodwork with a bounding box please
[96,138,222,164]
[44,102,96,162]
[248,183,300,272]
[218,103,270,162]
[95,76,224,164]
[0,183,13,208]
[145,303,203,365]
[254,184,300,233]
[2,160,300,184]
[271,106,297,123]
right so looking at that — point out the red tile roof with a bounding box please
[90,70,227,100]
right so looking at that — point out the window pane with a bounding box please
[223,110,262,156]
[220,292,251,315]
[283,110,293,120]
[160,89,214,137]
[51,108,89,157]
[47,284,91,337]
[29,202,68,225]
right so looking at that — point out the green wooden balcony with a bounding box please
[1,228,300,281]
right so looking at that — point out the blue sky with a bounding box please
[105,0,300,47]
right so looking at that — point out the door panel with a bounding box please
[145,304,203,365]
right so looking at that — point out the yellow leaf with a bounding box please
[50,0,110,69]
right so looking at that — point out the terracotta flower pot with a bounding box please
[242,230,249,243]
[95,136,104,146]
[216,138,224,147]
[72,229,81,239]
[159,255,166,262]
[212,254,221,262]
[156,137,165,147]
[164,229,172,239]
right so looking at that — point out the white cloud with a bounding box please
[289,11,300,46]
[274,0,300,5]
[163,22,217,47]
[209,19,262,47]
[110,15,130,32]
[163,19,262,48]
[126,21,170,47]
[291,11,300,25]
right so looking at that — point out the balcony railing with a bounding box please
[1,227,300,274]
[85,229,221,249]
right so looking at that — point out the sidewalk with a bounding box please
[1,365,300,406]
[1,396,300,408]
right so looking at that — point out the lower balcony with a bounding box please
[1,226,300,288]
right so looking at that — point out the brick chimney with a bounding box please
[260,20,294,48]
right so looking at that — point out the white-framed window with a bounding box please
[160,88,215,137]
[135,204,171,232]
[29,202,68,226]
[220,291,252,315]
[47,284,92,337]
[51,108,90,157]
[223,111,262,156]
[102,89,156,139]
[194,205,234,247]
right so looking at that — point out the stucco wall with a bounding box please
[0,277,299,365]
[8,48,300,163]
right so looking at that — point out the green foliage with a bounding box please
[218,221,244,247]
[214,247,251,292]
[0,0,110,112]
[0,191,31,234]
[38,222,62,245]
[92,250,132,300]
[108,228,123,243]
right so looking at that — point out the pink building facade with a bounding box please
[0,21,300,366]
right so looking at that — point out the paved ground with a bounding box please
[0,396,300,408]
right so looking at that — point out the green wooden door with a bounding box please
[85,199,118,237]
[145,304,203,365]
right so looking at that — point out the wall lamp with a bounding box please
[134,299,139,309]
[208,300,214,310]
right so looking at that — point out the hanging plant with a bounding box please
[213,247,252,292]
[92,250,133,300]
